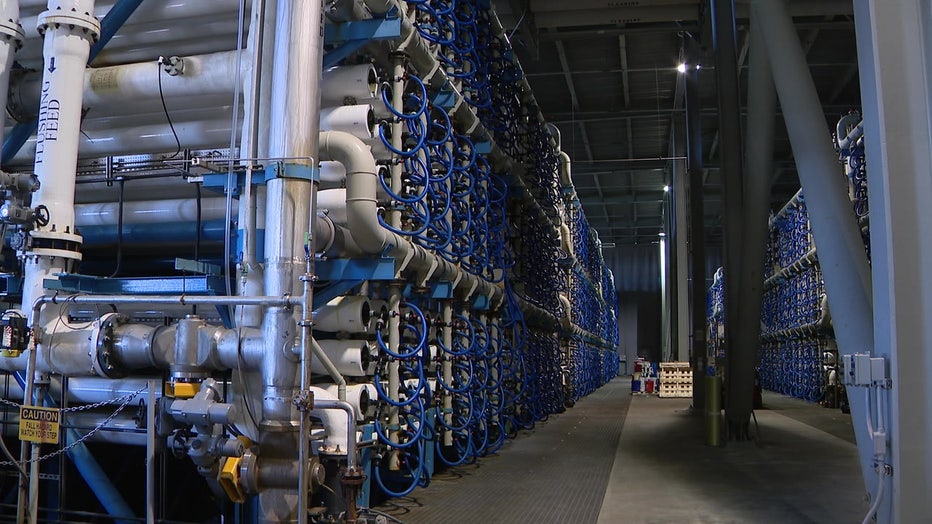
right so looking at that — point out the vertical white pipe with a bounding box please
[22,0,99,316]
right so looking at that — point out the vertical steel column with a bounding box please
[673,115,690,363]
[853,0,932,521]
[753,0,876,510]
[730,8,776,440]
[710,0,749,436]
[684,35,707,408]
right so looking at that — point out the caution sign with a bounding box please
[19,405,60,444]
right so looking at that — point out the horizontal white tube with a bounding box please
[311,339,372,377]
[321,64,379,106]
[314,295,371,333]
[11,119,235,164]
[75,197,229,226]
[11,52,247,119]
[320,105,374,139]
[322,383,375,422]
[317,188,348,226]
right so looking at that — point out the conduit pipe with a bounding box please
[753,0,875,494]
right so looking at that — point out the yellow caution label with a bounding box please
[18,405,60,444]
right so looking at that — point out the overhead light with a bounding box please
[676,63,687,73]
[663,184,670,192]
[695,63,702,71]
[658,232,667,237]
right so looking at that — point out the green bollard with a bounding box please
[705,375,723,446]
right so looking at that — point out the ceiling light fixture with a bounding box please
[663,184,670,192]
[676,63,687,73]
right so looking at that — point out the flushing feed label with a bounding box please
[19,405,60,444]
[35,79,61,165]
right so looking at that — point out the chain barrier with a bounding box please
[0,384,148,467]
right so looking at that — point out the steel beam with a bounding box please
[711,0,748,437]
[853,0,932,521]
[756,0,877,515]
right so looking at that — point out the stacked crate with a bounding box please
[659,362,693,398]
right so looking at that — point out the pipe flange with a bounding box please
[238,450,259,494]
[0,19,24,50]
[26,230,83,260]
[90,313,127,378]
[37,8,101,42]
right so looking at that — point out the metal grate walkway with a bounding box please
[375,378,633,524]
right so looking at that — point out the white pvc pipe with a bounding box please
[322,383,374,422]
[314,295,371,333]
[320,161,346,185]
[308,386,352,456]
[75,197,229,226]
[317,188,348,226]
[320,105,374,139]
[310,339,372,377]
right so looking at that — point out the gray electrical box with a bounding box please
[870,357,888,385]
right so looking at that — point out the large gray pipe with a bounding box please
[260,0,324,521]
[753,0,875,496]
[731,10,776,434]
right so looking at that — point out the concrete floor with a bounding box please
[376,378,867,524]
